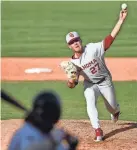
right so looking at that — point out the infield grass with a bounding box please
[1,81,137,121]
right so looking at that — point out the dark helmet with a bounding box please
[25,90,62,133]
[32,90,61,125]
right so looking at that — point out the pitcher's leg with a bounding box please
[84,86,103,141]
[99,83,120,115]
[84,87,100,129]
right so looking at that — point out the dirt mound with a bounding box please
[1,119,137,150]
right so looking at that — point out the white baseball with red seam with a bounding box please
[121,3,127,10]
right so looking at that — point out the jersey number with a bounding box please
[90,63,100,74]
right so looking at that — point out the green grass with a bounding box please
[1,1,137,57]
[1,81,137,121]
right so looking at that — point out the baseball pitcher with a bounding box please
[60,8,128,142]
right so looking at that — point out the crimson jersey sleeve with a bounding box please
[94,35,114,57]
[104,35,114,51]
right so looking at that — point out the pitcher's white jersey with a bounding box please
[71,41,112,83]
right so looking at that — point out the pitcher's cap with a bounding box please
[66,31,80,44]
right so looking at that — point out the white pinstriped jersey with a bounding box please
[71,41,112,83]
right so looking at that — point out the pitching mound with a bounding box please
[1,119,137,150]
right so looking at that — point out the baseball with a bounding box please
[121,3,127,10]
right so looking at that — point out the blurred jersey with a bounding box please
[8,122,69,150]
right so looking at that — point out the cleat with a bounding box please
[94,128,103,142]
[111,111,121,123]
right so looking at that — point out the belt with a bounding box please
[93,77,106,84]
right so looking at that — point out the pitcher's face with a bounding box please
[68,38,83,53]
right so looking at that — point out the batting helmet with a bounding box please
[33,90,61,124]
[25,90,62,133]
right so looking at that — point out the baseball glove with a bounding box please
[60,61,78,80]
